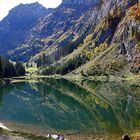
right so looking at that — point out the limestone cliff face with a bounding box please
[111,11,140,73]
[62,0,100,5]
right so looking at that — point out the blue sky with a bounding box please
[0,0,62,20]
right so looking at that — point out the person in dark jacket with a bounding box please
[122,134,130,140]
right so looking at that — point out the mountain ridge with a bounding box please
[0,2,53,56]
[62,0,101,5]
[8,0,99,62]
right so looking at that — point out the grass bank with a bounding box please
[9,74,140,85]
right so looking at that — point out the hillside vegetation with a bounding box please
[40,0,140,77]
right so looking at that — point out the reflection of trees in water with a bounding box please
[0,79,139,134]
[33,78,140,134]
[30,80,99,132]
[130,84,140,96]
[73,80,140,133]
[0,90,3,105]
[0,84,14,105]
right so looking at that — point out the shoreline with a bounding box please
[9,74,140,85]
[0,73,139,85]
[0,121,140,140]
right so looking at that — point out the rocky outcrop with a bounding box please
[104,2,140,75]
[0,123,11,131]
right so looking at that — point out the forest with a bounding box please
[0,56,25,77]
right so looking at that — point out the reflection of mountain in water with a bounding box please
[0,79,139,135]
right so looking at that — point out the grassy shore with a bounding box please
[0,128,140,140]
[9,74,140,85]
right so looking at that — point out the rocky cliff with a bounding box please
[39,0,140,76]
[67,0,140,76]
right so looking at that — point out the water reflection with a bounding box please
[0,78,139,135]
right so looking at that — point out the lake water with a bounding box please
[0,78,140,139]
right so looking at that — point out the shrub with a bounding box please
[109,58,126,73]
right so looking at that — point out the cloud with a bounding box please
[0,0,62,20]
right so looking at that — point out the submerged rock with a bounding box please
[0,123,11,131]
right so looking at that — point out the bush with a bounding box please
[109,58,126,73]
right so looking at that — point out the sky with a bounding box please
[0,0,62,20]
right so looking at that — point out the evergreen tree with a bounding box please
[0,55,25,77]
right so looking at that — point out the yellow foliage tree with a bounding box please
[94,47,100,55]
[84,34,93,44]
